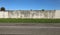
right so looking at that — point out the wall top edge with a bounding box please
[0,10,54,11]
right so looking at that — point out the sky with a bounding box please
[0,0,60,10]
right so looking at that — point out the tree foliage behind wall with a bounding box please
[0,7,5,11]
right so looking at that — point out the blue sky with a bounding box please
[0,0,60,10]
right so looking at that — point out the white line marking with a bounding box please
[0,26,60,28]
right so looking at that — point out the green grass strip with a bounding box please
[0,18,59,23]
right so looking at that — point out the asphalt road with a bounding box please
[0,23,60,35]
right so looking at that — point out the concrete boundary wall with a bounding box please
[0,11,8,18]
[0,10,60,18]
[54,10,60,18]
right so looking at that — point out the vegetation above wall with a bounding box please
[0,18,59,23]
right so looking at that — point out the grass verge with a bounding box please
[0,18,59,23]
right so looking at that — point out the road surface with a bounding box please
[0,23,60,35]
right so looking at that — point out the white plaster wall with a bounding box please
[3,12,8,18]
[0,11,8,18]
[55,10,60,18]
[0,12,4,18]
[0,10,57,18]
[8,11,18,18]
